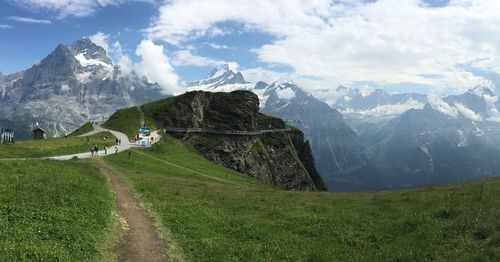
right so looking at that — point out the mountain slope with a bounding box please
[0,38,165,137]
[369,102,500,188]
[186,66,382,191]
[105,138,500,261]
[105,90,326,191]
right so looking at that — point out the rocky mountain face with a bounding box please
[149,90,326,191]
[256,81,383,191]
[361,85,500,188]
[0,38,164,138]
[186,66,382,191]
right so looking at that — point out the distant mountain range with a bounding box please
[3,37,500,191]
[0,38,164,137]
[187,65,500,191]
[188,65,384,191]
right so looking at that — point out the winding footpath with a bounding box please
[1,124,168,261]
[47,124,161,160]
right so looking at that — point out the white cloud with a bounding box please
[146,0,500,94]
[7,16,51,24]
[454,103,483,121]
[206,42,229,49]
[171,50,238,70]
[85,32,181,93]
[89,31,110,53]
[0,24,12,29]
[8,0,153,18]
[428,94,458,118]
[483,94,500,122]
[135,40,182,94]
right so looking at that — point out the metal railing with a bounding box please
[164,127,292,136]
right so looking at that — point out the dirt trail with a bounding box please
[99,161,167,262]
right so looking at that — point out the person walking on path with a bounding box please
[104,146,108,155]
[90,146,94,157]
[95,146,99,157]
[114,146,118,155]
[116,138,119,145]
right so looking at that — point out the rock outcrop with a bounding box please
[152,90,326,191]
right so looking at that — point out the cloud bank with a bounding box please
[8,0,153,18]
[146,0,500,93]
[88,32,181,94]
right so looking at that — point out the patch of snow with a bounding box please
[60,84,70,92]
[76,72,92,83]
[252,88,269,108]
[75,53,112,70]
[419,144,434,173]
[276,87,296,100]
[472,122,485,136]
[187,83,250,93]
[277,101,291,110]
[207,66,229,80]
[457,129,468,147]
[359,85,375,97]
[343,95,352,102]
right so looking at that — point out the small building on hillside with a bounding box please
[0,128,15,144]
[32,127,45,140]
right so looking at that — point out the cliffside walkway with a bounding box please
[164,127,292,136]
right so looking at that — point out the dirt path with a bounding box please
[99,161,167,262]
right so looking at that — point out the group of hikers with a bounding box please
[90,144,119,157]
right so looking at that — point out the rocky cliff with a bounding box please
[150,90,326,191]
[0,38,165,137]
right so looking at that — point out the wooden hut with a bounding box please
[32,127,45,140]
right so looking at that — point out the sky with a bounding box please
[1,0,500,96]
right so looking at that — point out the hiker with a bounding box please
[116,138,119,145]
[104,146,108,155]
[95,146,99,156]
[90,146,94,157]
[128,151,132,158]
[114,146,118,155]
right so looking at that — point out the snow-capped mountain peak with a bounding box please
[187,64,250,92]
[70,38,113,72]
[467,85,495,97]
[205,64,230,79]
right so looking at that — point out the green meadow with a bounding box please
[104,134,500,261]
[0,160,114,261]
[0,119,498,260]
[0,131,115,158]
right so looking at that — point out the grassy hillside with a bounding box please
[0,160,114,260]
[68,122,93,137]
[0,131,115,158]
[102,103,161,139]
[105,134,500,261]
[102,106,142,139]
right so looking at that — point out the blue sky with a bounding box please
[1,0,499,96]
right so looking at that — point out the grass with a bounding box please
[102,106,142,139]
[0,160,114,261]
[0,132,116,158]
[105,134,500,261]
[103,103,161,139]
[68,122,93,137]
